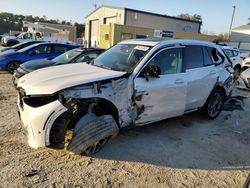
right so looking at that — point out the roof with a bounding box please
[85,5,202,24]
[232,24,250,35]
[232,24,250,31]
[119,38,218,47]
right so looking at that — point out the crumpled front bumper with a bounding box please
[17,95,67,149]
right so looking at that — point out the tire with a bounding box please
[6,61,21,74]
[203,88,225,120]
[7,41,18,47]
[67,114,119,155]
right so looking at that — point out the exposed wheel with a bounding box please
[67,114,119,155]
[233,66,241,79]
[203,88,225,119]
[84,135,112,155]
[6,61,21,74]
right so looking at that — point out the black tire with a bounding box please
[203,88,225,120]
[7,41,18,47]
[6,61,21,74]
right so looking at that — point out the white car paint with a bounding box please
[18,63,126,95]
[17,39,233,149]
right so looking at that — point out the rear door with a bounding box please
[184,45,220,111]
[134,47,187,125]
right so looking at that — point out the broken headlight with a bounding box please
[23,94,58,108]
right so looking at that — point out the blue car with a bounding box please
[0,42,79,73]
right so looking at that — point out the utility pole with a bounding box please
[228,5,236,41]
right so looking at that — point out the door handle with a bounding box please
[175,79,185,84]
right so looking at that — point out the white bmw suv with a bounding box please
[17,39,233,154]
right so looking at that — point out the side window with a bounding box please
[232,50,239,57]
[148,48,183,75]
[223,49,233,58]
[203,47,214,66]
[54,46,68,53]
[207,47,223,64]
[75,52,100,63]
[29,45,51,54]
[184,45,203,69]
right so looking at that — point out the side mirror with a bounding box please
[143,65,161,81]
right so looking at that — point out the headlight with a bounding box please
[23,94,59,108]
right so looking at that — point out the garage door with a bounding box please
[90,19,99,47]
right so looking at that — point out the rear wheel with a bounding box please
[6,61,21,74]
[203,88,225,119]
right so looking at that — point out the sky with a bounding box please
[0,0,249,34]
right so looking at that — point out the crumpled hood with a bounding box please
[17,63,126,95]
[20,59,55,71]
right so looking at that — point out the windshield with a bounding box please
[92,44,151,72]
[53,48,82,64]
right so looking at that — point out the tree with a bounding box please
[215,33,229,42]
[178,13,202,23]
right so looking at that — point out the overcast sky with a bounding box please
[1,0,249,34]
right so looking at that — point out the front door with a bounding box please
[134,47,187,125]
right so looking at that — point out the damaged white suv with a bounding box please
[17,39,233,154]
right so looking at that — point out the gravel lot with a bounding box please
[0,73,250,187]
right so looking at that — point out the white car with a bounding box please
[17,39,233,154]
[222,46,243,77]
[237,67,250,89]
[242,56,250,70]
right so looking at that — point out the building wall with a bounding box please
[85,6,125,47]
[40,22,76,42]
[230,32,250,42]
[125,10,200,33]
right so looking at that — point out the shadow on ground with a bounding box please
[95,91,250,171]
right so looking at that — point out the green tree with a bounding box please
[178,13,202,23]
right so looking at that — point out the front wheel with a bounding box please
[6,62,21,74]
[203,88,225,120]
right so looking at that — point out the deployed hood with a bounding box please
[20,59,55,71]
[18,63,126,95]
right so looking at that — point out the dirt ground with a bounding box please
[0,73,250,188]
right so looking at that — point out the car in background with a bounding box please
[236,67,250,89]
[0,40,45,53]
[16,39,233,154]
[242,56,250,70]
[0,42,79,73]
[13,48,105,84]
[222,46,243,77]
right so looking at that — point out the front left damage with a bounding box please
[18,76,138,154]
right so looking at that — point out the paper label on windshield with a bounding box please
[134,46,149,51]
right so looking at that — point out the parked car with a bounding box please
[0,40,45,53]
[0,42,79,73]
[237,67,250,89]
[222,46,243,77]
[242,56,250,70]
[16,39,233,154]
[13,48,105,84]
